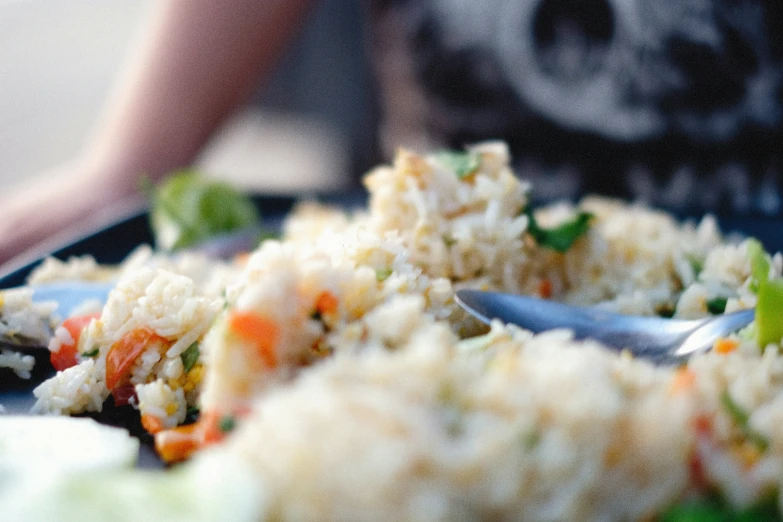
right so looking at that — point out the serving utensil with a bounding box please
[455,289,755,364]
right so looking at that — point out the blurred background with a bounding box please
[0,0,375,194]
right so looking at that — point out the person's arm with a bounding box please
[0,0,314,265]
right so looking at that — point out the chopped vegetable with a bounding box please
[538,279,553,299]
[111,384,137,407]
[180,342,200,373]
[669,367,696,394]
[148,171,260,251]
[713,338,739,355]
[433,149,482,179]
[525,207,594,253]
[746,239,783,348]
[154,423,200,463]
[105,328,170,391]
[227,312,279,369]
[218,415,236,434]
[81,347,99,358]
[315,291,339,315]
[661,492,782,522]
[375,268,393,282]
[141,414,164,435]
[706,296,728,315]
[50,313,101,371]
[720,390,769,452]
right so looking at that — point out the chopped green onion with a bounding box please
[82,347,99,358]
[180,343,200,374]
[686,254,704,278]
[525,207,594,253]
[218,415,236,434]
[433,150,481,179]
[442,234,457,247]
[720,390,769,452]
[706,297,728,315]
[375,268,393,282]
[747,238,770,293]
[746,239,783,348]
[521,429,542,452]
[185,405,200,424]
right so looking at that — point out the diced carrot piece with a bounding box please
[228,311,279,368]
[50,313,101,371]
[200,410,226,445]
[694,415,712,435]
[141,414,165,435]
[538,279,553,299]
[315,291,339,315]
[714,337,739,355]
[155,424,199,463]
[669,367,696,394]
[105,328,170,391]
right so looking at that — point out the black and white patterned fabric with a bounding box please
[366,0,783,215]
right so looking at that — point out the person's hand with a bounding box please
[0,158,143,269]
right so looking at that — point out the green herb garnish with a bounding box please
[442,234,457,247]
[661,491,781,522]
[720,389,769,452]
[218,415,236,434]
[706,296,728,315]
[375,268,393,282]
[180,343,200,374]
[148,171,260,251]
[687,254,704,278]
[521,429,542,452]
[82,347,99,358]
[525,207,594,253]
[433,150,481,179]
[185,405,200,424]
[746,239,783,348]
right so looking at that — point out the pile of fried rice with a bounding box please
[23,142,783,520]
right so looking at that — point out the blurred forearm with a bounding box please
[87,0,315,194]
[0,0,314,266]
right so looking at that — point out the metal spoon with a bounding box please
[455,289,755,364]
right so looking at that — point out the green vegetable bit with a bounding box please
[180,343,200,374]
[746,239,783,348]
[661,492,781,522]
[218,415,236,434]
[148,171,260,251]
[375,268,393,282]
[433,150,482,179]
[720,389,769,452]
[706,296,728,315]
[525,207,594,253]
[82,347,100,358]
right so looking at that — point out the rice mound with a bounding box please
[28,142,783,519]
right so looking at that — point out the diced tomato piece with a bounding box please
[50,313,101,371]
[228,311,279,368]
[105,328,170,391]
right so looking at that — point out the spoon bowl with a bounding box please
[455,289,755,364]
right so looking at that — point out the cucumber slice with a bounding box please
[1,452,266,522]
[0,416,139,473]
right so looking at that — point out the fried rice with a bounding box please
[24,141,783,520]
